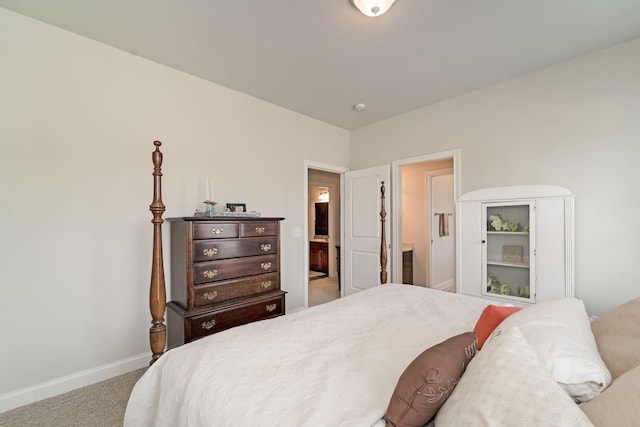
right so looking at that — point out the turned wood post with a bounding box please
[380,181,388,284]
[149,141,167,364]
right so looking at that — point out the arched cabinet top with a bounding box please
[457,185,573,202]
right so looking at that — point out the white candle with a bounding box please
[206,178,211,201]
[210,181,215,201]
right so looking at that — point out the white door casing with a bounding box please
[343,165,391,296]
[429,171,455,290]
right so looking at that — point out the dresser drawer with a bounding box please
[193,273,279,307]
[193,254,277,285]
[194,237,278,262]
[193,223,240,240]
[187,292,285,341]
[240,221,279,237]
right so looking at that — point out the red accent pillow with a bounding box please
[473,305,521,349]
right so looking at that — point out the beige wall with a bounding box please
[0,8,349,405]
[352,38,640,316]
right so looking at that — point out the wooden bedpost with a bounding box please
[380,181,388,284]
[149,141,167,365]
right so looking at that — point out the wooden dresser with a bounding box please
[166,217,286,348]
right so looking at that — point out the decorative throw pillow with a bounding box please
[383,332,477,427]
[473,304,521,349]
[590,297,640,379]
[580,365,640,427]
[486,298,611,402]
[435,326,594,427]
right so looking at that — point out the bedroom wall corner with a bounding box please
[349,37,640,316]
[0,7,349,409]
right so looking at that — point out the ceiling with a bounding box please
[2,0,640,130]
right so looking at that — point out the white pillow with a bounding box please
[487,298,611,402]
[435,326,594,427]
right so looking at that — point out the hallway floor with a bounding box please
[309,276,340,307]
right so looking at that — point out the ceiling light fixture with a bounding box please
[350,0,397,17]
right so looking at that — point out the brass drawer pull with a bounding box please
[255,227,266,234]
[203,248,218,257]
[260,262,272,271]
[203,270,218,279]
[201,320,216,330]
[203,291,218,300]
[211,228,224,235]
[260,243,272,252]
[260,281,272,289]
[266,304,277,312]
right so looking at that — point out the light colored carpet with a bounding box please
[0,281,341,426]
[308,270,327,280]
[309,276,340,307]
[0,368,146,427]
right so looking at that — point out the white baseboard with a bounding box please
[432,279,456,292]
[0,352,150,414]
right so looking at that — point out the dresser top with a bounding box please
[167,216,285,222]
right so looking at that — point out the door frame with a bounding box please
[391,149,461,284]
[304,149,460,306]
[304,160,348,308]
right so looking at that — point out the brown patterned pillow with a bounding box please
[384,332,478,427]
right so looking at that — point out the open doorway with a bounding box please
[392,150,459,291]
[303,151,458,306]
[307,168,342,307]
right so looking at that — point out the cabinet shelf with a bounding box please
[483,292,533,304]
[487,260,529,269]
[487,231,529,235]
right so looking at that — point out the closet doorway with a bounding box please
[306,166,343,307]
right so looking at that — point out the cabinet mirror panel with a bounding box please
[482,202,535,303]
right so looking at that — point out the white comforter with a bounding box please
[124,284,490,427]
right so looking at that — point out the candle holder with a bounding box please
[203,200,217,216]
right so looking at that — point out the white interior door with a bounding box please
[429,172,455,290]
[343,165,391,296]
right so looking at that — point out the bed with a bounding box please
[125,142,640,426]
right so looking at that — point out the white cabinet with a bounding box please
[457,186,574,306]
